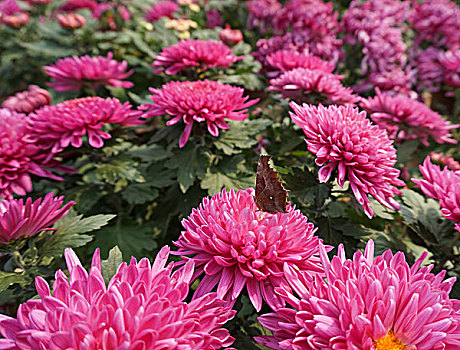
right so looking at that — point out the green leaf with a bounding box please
[129,144,172,162]
[167,144,211,193]
[101,246,123,284]
[201,155,254,195]
[397,139,419,163]
[89,220,157,259]
[0,272,26,293]
[283,167,330,207]
[40,212,116,258]
[400,189,443,242]
[214,119,271,155]
[121,183,159,204]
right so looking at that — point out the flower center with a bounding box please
[373,330,406,350]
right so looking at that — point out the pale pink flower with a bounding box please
[255,240,460,349]
[57,12,86,28]
[430,152,460,171]
[140,80,258,148]
[361,88,458,146]
[152,39,243,75]
[1,12,29,27]
[0,109,63,199]
[439,49,460,88]
[44,53,134,92]
[265,50,335,78]
[144,1,178,22]
[0,246,236,349]
[268,68,358,105]
[1,85,51,114]
[290,103,404,218]
[27,97,144,153]
[0,193,74,244]
[412,157,460,225]
[174,188,326,312]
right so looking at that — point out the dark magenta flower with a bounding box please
[140,80,258,148]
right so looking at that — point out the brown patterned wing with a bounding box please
[255,155,287,213]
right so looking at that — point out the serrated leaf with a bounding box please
[0,272,26,293]
[283,167,330,207]
[121,183,159,204]
[40,212,115,258]
[101,246,123,284]
[400,189,443,241]
[214,119,271,155]
[167,144,211,193]
[201,156,254,195]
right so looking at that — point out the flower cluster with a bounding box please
[57,12,86,29]
[1,85,51,114]
[27,97,144,153]
[410,0,460,91]
[412,157,460,230]
[256,240,460,349]
[269,68,358,105]
[290,103,404,218]
[342,0,410,94]
[44,53,134,92]
[174,188,326,311]
[0,109,62,199]
[0,0,29,27]
[140,80,258,148]
[246,0,281,33]
[152,39,242,75]
[0,193,74,244]
[361,88,458,146]
[144,0,178,22]
[0,246,236,349]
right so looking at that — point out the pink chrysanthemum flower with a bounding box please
[0,193,74,244]
[44,53,134,92]
[173,188,326,312]
[360,88,458,146]
[0,0,21,16]
[412,47,445,92]
[27,97,144,154]
[265,50,335,78]
[1,85,51,114]
[411,0,460,50]
[0,108,62,199]
[246,0,281,32]
[268,68,358,105]
[58,0,97,12]
[152,39,243,75]
[144,0,178,22]
[140,80,258,148]
[0,246,236,349]
[439,49,460,88]
[430,152,460,171]
[255,240,460,349]
[290,103,405,218]
[412,157,460,226]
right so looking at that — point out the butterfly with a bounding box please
[255,155,287,214]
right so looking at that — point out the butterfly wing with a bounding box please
[255,155,287,213]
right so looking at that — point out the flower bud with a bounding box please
[219,24,243,46]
